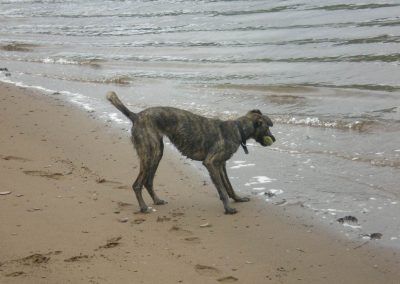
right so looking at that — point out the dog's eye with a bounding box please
[254,120,262,127]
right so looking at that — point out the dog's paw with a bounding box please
[140,207,152,213]
[224,207,237,215]
[235,196,250,202]
[154,199,168,205]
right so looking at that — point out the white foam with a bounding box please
[252,187,266,191]
[268,189,284,195]
[107,112,125,124]
[230,163,255,169]
[0,77,57,95]
[43,57,79,65]
[325,208,349,213]
[287,116,338,128]
[343,223,362,229]
[0,77,96,112]
[245,176,276,186]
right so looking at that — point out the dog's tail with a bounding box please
[106,91,138,122]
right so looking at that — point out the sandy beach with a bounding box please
[0,82,399,283]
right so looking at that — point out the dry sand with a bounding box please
[0,82,399,283]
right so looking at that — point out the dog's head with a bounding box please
[246,109,276,146]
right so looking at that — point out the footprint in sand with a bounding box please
[171,212,185,218]
[64,254,91,262]
[97,236,122,249]
[53,158,74,174]
[168,225,201,243]
[217,276,239,283]
[18,253,50,265]
[115,201,135,213]
[95,177,122,186]
[23,170,64,180]
[47,161,122,185]
[157,216,171,222]
[5,271,25,277]
[194,264,220,276]
[132,218,146,225]
[169,225,193,236]
[117,201,134,208]
[1,251,61,276]
[183,236,201,244]
[1,155,30,162]
[115,185,130,190]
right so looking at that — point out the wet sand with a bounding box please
[0,82,399,283]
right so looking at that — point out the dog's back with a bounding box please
[136,107,234,161]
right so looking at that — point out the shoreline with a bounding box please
[1,82,400,283]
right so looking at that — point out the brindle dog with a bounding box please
[107,91,275,214]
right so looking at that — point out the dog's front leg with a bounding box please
[221,164,250,202]
[203,159,237,214]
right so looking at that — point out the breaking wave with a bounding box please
[272,115,389,132]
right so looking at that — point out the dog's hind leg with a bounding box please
[203,156,237,214]
[221,163,250,202]
[132,163,149,213]
[144,138,167,205]
[131,130,156,213]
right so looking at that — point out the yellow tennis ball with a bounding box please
[263,136,274,146]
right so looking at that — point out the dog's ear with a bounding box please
[249,109,262,115]
[247,109,263,128]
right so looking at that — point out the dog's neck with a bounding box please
[234,118,255,154]
[236,118,255,139]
